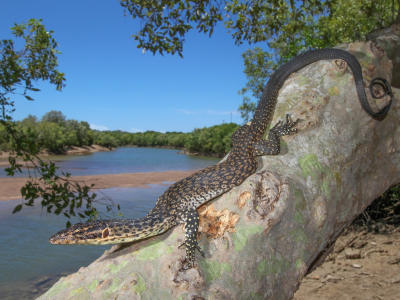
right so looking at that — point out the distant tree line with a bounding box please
[0,111,240,156]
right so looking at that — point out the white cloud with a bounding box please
[131,127,144,133]
[90,124,109,131]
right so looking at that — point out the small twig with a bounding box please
[391,227,400,233]
[311,283,325,293]
[391,278,400,284]
[375,281,383,287]
[335,230,368,253]
[364,249,384,257]
[388,257,400,264]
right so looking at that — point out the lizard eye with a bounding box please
[74,230,85,236]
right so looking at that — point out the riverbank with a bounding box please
[0,144,112,160]
[0,169,198,201]
[0,144,113,167]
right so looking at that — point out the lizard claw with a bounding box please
[271,114,299,137]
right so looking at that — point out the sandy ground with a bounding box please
[0,170,198,201]
[294,227,400,300]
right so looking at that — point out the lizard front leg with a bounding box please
[176,207,205,269]
[252,114,299,156]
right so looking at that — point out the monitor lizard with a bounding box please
[49,48,393,269]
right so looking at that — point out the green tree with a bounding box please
[42,110,66,125]
[1,19,119,227]
[64,119,93,146]
[21,114,38,127]
[36,121,66,152]
[120,0,399,56]
[238,0,399,120]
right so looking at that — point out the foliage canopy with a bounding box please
[120,0,399,120]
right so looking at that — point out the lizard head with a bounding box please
[49,220,110,245]
[49,216,167,245]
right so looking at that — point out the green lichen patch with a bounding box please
[299,154,322,178]
[135,239,173,261]
[102,278,122,298]
[290,228,309,244]
[42,278,72,298]
[298,75,310,86]
[250,291,264,300]
[108,260,129,274]
[200,260,232,284]
[232,224,263,252]
[169,232,178,240]
[256,252,290,277]
[87,279,99,292]
[328,86,340,96]
[295,258,305,270]
[298,154,334,197]
[293,187,307,211]
[334,172,342,191]
[294,211,305,224]
[361,60,372,68]
[132,273,146,294]
[70,286,88,297]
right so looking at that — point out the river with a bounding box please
[0,147,220,299]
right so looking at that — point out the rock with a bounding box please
[345,248,361,259]
[352,264,362,268]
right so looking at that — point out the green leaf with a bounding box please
[25,95,34,101]
[13,204,22,214]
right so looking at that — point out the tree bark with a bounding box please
[39,36,399,300]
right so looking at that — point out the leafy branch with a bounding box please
[1,19,121,227]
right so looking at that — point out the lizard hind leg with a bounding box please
[176,207,205,269]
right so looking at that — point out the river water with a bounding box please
[0,147,219,178]
[0,147,220,299]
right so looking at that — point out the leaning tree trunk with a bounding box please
[39,26,400,300]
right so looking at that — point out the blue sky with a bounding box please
[1,0,265,133]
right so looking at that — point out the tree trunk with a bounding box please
[39,32,399,300]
